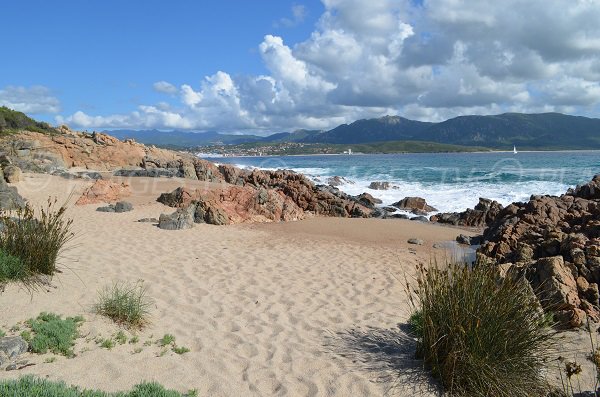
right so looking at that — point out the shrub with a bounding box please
[0,199,74,282]
[409,261,556,396]
[0,249,27,283]
[158,334,175,347]
[0,375,192,396]
[93,281,152,329]
[25,312,84,357]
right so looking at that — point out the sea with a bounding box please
[206,151,600,214]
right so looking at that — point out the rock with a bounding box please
[76,180,131,205]
[368,181,391,190]
[391,214,409,219]
[356,193,382,207]
[194,200,230,225]
[326,176,354,187]
[114,201,133,213]
[392,197,437,213]
[383,206,397,213]
[96,205,116,213]
[456,234,471,245]
[3,166,22,183]
[114,168,177,178]
[137,218,159,223]
[408,238,424,245]
[432,198,503,228]
[529,256,580,310]
[158,206,195,230]
[0,337,28,360]
[0,184,26,210]
[410,216,429,222]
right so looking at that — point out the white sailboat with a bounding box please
[513,145,518,154]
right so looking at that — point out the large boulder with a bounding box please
[392,196,437,213]
[0,336,28,368]
[3,166,22,183]
[76,180,131,205]
[158,206,195,230]
[0,183,26,209]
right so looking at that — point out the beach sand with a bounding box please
[0,173,481,395]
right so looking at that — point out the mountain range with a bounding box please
[109,112,600,150]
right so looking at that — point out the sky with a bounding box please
[2,0,600,133]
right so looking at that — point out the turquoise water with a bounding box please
[208,151,600,213]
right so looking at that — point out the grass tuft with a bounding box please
[409,261,556,396]
[0,199,73,288]
[0,375,193,396]
[93,281,152,329]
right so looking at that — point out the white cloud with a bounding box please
[276,4,308,28]
[60,0,600,131]
[153,81,178,95]
[0,85,60,114]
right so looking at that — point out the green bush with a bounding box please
[0,375,192,396]
[93,281,152,329]
[410,261,555,396]
[26,312,84,357]
[0,249,28,283]
[0,199,74,283]
[0,106,58,135]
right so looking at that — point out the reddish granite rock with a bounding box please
[476,174,600,327]
[76,180,131,205]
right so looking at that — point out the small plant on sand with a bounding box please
[93,280,152,329]
[24,312,84,357]
[408,261,556,396]
[0,329,5,337]
[129,335,139,344]
[0,199,74,285]
[158,334,176,347]
[172,345,190,355]
[115,330,128,345]
[0,375,194,396]
[0,250,28,284]
[99,338,115,350]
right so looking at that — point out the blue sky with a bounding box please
[2,0,600,132]
[1,0,322,121]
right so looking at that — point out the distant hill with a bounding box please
[301,116,433,144]
[298,113,600,149]
[109,112,600,150]
[0,106,57,135]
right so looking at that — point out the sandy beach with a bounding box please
[0,173,477,396]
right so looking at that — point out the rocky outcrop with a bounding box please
[327,176,354,187]
[0,179,26,209]
[477,175,600,327]
[76,180,131,205]
[431,198,504,228]
[392,196,437,215]
[3,166,22,183]
[156,169,376,225]
[369,181,391,190]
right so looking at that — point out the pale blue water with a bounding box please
[207,151,600,213]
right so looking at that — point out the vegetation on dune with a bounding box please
[93,281,153,329]
[0,106,58,135]
[22,312,84,357]
[408,261,556,396]
[0,376,197,397]
[0,199,74,288]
